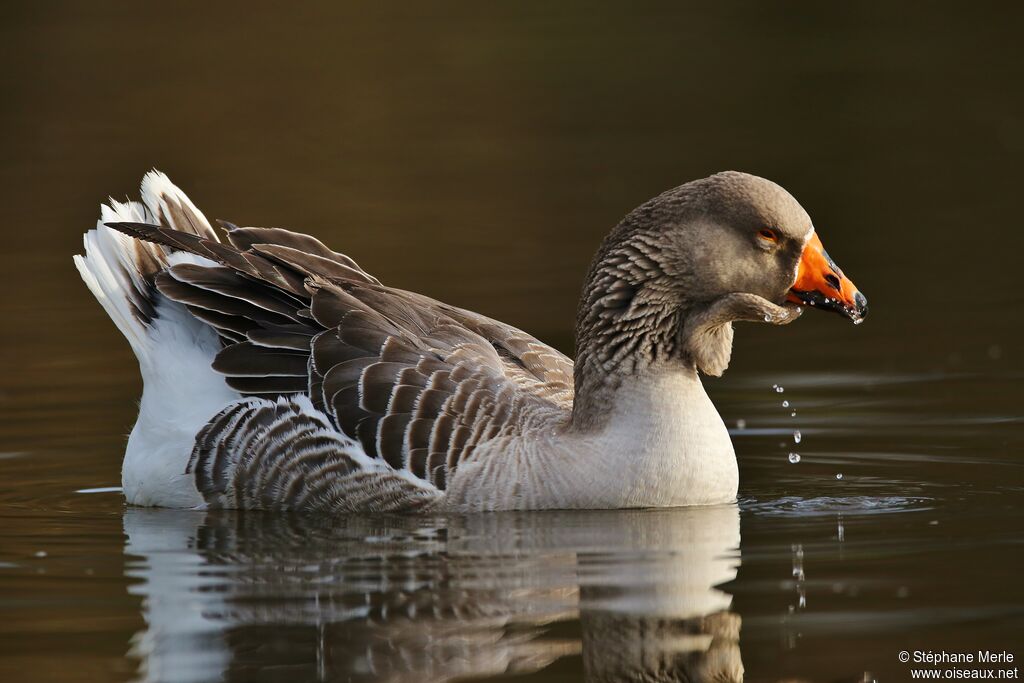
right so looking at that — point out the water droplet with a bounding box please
[788,452,801,464]
[735,419,746,430]
[790,410,797,417]
[836,473,843,480]
[793,430,802,444]
[782,400,790,408]
[775,386,785,394]
[771,384,778,390]
[763,313,772,323]
[33,551,46,558]
[853,317,864,325]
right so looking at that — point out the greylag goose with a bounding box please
[74,171,866,512]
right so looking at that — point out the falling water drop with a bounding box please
[782,400,790,408]
[775,386,785,394]
[764,313,772,323]
[736,419,746,430]
[788,452,801,464]
[791,410,797,417]
[836,473,844,480]
[793,430,802,444]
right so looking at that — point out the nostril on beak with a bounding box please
[854,291,868,316]
[824,273,842,292]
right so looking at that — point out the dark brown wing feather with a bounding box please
[106,219,575,493]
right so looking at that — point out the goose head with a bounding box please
[575,171,866,386]
[656,170,867,325]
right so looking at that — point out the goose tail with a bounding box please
[74,171,237,507]
[73,170,218,359]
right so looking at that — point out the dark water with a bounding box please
[2,3,1023,682]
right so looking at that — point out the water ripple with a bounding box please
[741,495,934,518]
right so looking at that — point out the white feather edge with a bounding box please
[139,169,218,241]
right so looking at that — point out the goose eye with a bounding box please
[758,228,778,242]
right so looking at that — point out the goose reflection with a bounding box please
[123,504,743,682]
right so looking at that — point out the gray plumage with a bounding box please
[79,170,862,512]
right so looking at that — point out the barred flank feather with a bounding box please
[187,396,438,511]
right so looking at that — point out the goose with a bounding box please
[74,170,866,512]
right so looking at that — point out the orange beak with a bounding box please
[786,231,868,322]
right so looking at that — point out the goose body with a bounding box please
[75,171,866,512]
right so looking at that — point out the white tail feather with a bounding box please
[74,202,155,357]
[139,170,217,240]
[73,171,217,359]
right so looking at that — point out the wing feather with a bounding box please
[107,217,575,501]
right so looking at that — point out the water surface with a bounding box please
[1,3,1023,681]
